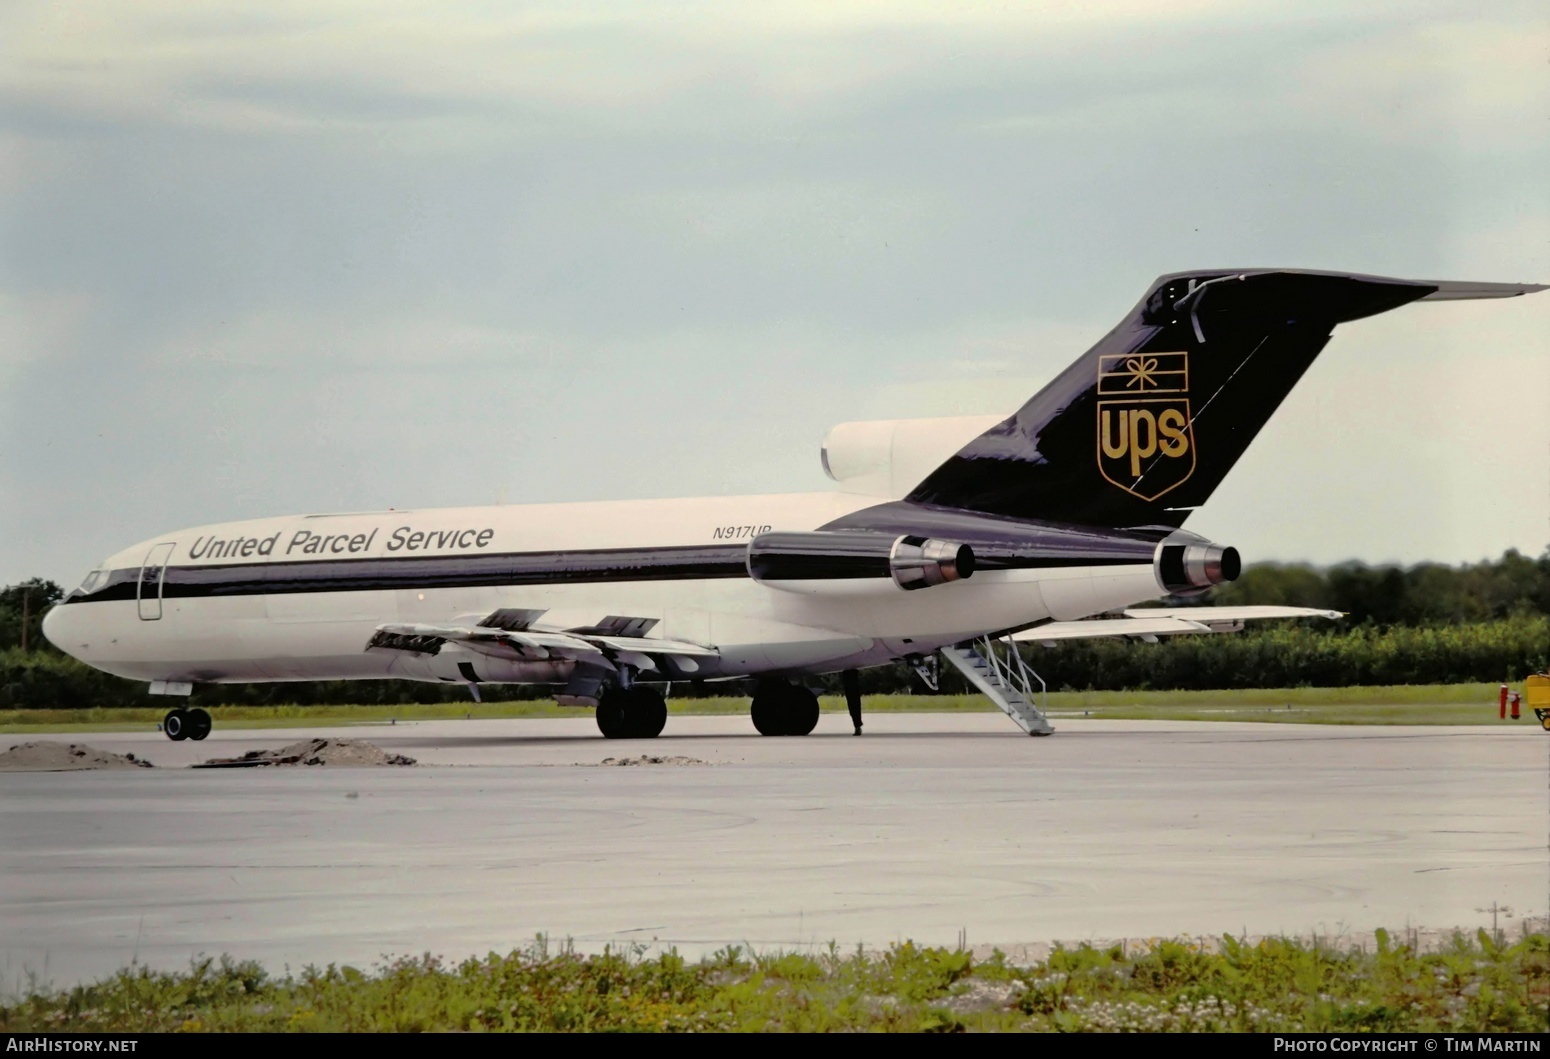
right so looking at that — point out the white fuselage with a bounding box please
[44,490,1166,687]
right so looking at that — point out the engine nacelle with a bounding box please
[821,415,1005,498]
[748,531,974,592]
[1154,530,1240,594]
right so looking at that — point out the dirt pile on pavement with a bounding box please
[596,755,710,766]
[0,742,154,772]
[196,738,416,768]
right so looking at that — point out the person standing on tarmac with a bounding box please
[843,669,863,736]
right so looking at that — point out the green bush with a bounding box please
[0,648,553,711]
[1019,615,1550,692]
[4,931,1544,1032]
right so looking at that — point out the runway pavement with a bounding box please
[2,713,1545,988]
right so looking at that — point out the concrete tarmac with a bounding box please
[2,713,1546,988]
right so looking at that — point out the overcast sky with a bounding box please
[3,1,1548,586]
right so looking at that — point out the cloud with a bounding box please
[11,0,1537,146]
[148,312,567,372]
[0,290,92,388]
[1288,18,1550,152]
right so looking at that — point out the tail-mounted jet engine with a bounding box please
[748,531,975,592]
[1154,530,1240,595]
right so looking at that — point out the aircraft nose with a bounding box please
[42,603,72,653]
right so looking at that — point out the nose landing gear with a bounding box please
[162,707,212,741]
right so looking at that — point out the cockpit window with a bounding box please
[78,569,109,595]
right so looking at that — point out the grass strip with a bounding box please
[4,930,1544,1032]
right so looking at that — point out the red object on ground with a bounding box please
[1500,684,1509,719]
[1510,692,1521,720]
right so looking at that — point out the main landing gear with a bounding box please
[595,685,668,739]
[586,677,826,739]
[750,678,820,737]
[162,707,212,741]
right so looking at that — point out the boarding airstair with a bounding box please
[941,636,1055,736]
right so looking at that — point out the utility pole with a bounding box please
[20,587,29,653]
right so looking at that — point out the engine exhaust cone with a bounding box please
[1155,534,1240,593]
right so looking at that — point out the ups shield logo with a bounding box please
[1096,351,1195,501]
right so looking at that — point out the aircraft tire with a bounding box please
[186,707,213,741]
[786,685,820,737]
[627,686,668,739]
[596,690,632,739]
[163,708,189,742]
[751,679,819,736]
[750,679,787,736]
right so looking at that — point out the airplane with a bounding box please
[43,268,1545,742]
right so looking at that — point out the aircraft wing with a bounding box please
[369,622,603,661]
[366,617,718,671]
[1013,605,1342,645]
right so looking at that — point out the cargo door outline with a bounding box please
[138,543,176,620]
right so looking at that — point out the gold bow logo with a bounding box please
[1121,356,1160,389]
[1098,351,1188,395]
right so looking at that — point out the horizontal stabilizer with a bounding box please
[1417,280,1548,301]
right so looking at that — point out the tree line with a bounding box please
[0,579,61,655]
[3,548,1547,708]
[1200,549,1550,627]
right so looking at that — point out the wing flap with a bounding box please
[579,634,719,657]
[369,622,596,661]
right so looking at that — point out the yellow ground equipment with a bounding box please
[1528,673,1550,731]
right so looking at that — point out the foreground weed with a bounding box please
[3,932,1544,1033]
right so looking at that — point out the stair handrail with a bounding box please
[1005,634,1048,717]
[976,634,1048,717]
[976,635,1010,692]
